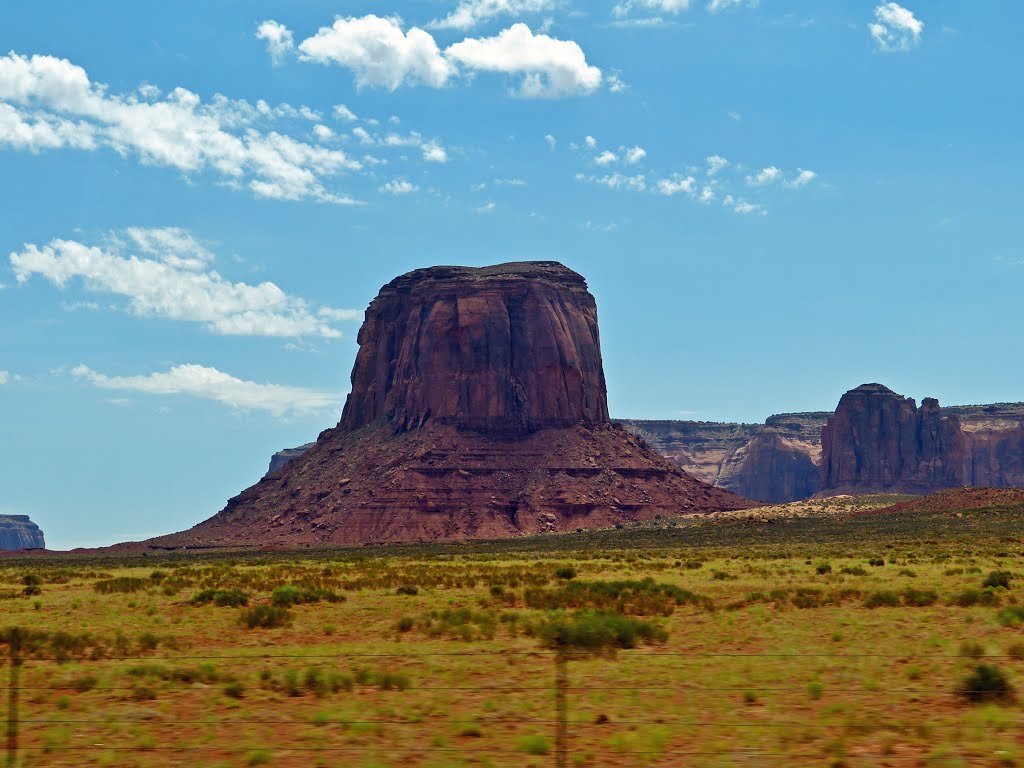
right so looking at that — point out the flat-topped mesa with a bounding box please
[143,261,753,549]
[339,261,609,435]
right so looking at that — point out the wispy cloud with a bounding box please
[256,20,295,65]
[10,228,356,338]
[72,364,341,419]
[428,0,559,31]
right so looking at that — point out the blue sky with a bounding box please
[1,1,1021,548]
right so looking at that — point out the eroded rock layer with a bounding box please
[0,515,45,550]
[153,421,750,548]
[153,261,752,549]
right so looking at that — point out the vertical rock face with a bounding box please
[149,262,752,549]
[340,262,608,435]
[821,384,965,494]
[0,515,45,550]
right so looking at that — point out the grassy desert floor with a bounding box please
[1,495,1023,767]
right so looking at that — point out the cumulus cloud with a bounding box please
[256,20,295,65]
[584,135,597,149]
[869,3,923,52]
[10,229,355,338]
[298,15,455,90]
[706,154,728,176]
[746,166,783,186]
[0,52,361,204]
[381,179,418,195]
[613,0,690,17]
[446,24,602,97]
[624,146,646,164]
[429,0,558,31]
[595,150,617,166]
[72,364,340,419]
[656,174,696,196]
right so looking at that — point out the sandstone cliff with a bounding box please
[820,385,1024,495]
[151,262,752,549]
[0,515,45,550]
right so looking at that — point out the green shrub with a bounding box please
[554,567,577,580]
[900,588,938,607]
[420,608,496,641]
[241,605,291,629]
[396,585,419,596]
[867,558,885,567]
[815,563,832,575]
[997,606,1024,628]
[396,616,415,633]
[534,610,667,652]
[954,664,1014,703]
[864,591,901,608]
[191,589,249,607]
[223,682,245,699]
[983,571,1013,590]
[517,734,551,756]
[952,588,1000,607]
[271,585,344,607]
[839,566,867,576]
[524,578,712,616]
[94,577,148,595]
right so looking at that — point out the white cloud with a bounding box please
[785,169,817,188]
[72,364,340,419]
[706,154,728,176]
[595,150,617,166]
[298,15,455,90]
[656,174,696,196]
[477,201,497,213]
[256,20,295,65]
[545,133,557,149]
[422,141,448,162]
[584,135,597,149]
[869,3,923,52]
[613,0,690,17]
[0,371,9,385]
[445,24,603,97]
[577,172,646,192]
[624,146,646,164]
[0,52,361,204]
[707,0,758,12]
[724,194,764,215]
[313,124,334,141]
[10,229,354,338]
[430,0,558,31]
[352,126,373,144]
[607,73,628,93]
[332,104,358,122]
[381,179,418,195]
[746,166,783,186]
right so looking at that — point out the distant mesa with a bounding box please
[0,515,45,550]
[150,261,752,549]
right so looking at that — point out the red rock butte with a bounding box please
[148,261,752,548]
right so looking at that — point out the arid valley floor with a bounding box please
[3,493,1023,768]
